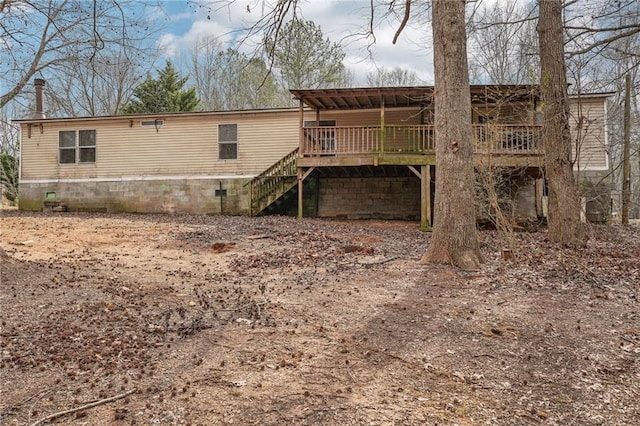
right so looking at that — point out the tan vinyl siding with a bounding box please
[321,104,535,126]
[21,110,300,181]
[20,125,60,179]
[569,97,608,170]
[471,103,534,124]
[320,108,423,126]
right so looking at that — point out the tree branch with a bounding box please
[392,0,411,45]
[567,27,640,58]
[29,389,136,426]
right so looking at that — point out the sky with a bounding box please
[152,0,436,85]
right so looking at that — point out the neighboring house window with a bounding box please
[218,124,237,160]
[59,130,96,164]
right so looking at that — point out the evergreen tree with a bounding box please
[121,61,199,114]
[0,153,18,203]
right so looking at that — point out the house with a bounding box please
[15,82,611,225]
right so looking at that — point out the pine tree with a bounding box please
[121,61,199,114]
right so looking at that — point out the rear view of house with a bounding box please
[15,83,611,224]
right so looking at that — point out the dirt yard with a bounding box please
[0,211,638,425]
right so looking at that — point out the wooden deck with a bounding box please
[298,124,544,168]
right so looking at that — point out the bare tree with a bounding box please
[45,49,154,117]
[422,0,483,270]
[0,0,161,112]
[468,0,539,84]
[187,36,287,110]
[564,0,640,219]
[538,0,586,245]
[365,66,422,87]
[564,0,640,60]
[265,19,347,90]
[188,36,225,111]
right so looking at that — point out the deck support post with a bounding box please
[297,167,315,219]
[298,97,305,219]
[298,97,304,153]
[421,165,432,231]
[380,95,385,155]
[407,165,432,231]
[298,168,304,219]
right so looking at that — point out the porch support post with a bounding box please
[421,165,432,231]
[298,168,304,219]
[420,102,425,151]
[535,178,544,217]
[298,96,304,153]
[297,167,315,219]
[298,97,305,219]
[407,165,432,231]
[380,95,385,155]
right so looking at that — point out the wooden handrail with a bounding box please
[473,124,543,154]
[249,147,299,214]
[301,124,543,156]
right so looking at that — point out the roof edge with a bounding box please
[568,91,616,99]
[13,106,300,124]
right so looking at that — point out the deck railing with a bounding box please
[249,147,298,214]
[473,124,542,154]
[302,124,542,156]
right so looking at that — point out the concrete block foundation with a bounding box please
[19,178,251,215]
[316,177,421,219]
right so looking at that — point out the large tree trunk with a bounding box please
[422,0,483,271]
[537,0,587,245]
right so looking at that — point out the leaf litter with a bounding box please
[0,211,638,425]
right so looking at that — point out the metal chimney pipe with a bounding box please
[34,78,46,119]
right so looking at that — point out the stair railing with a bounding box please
[248,147,299,214]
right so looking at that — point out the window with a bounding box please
[218,124,237,160]
[59,131,76,163]
[79,130,96,162]
[304,120,336,127]
[59,130,96,164]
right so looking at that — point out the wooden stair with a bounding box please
[249,148,299,216]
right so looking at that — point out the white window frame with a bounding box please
[58,130,96,164]
[218,124,238,160]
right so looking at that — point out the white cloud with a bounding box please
[156,0,436,84]
[157,33,178,57]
